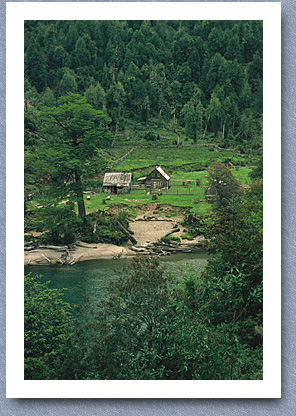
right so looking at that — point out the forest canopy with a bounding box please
[24,20,262,150]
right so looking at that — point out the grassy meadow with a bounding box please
[112,145,247,174]
[29,143,252,218]
[84,154,252,217]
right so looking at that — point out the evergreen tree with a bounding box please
[74,36,91,67]
[39,93,111,219]
[85,81,106,112]
[24,20,263,152]
[106,81,126,133]
[58,68,78,96]
[25,38,48,92]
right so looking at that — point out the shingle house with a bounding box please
[102,172,132,194]
[138,166,171,190]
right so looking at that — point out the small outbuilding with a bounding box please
[139,166,171,190]
[103,172,132,194]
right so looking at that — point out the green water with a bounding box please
[24,252,208,306]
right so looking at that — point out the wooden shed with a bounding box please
[103,172,132,194]
[141,166,171,190]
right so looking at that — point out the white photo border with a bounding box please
[6,1,281,398]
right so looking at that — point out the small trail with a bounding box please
[108,147,136,170]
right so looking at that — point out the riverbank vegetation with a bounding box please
[25,168,263,379]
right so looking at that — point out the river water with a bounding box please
[24,252,208,306]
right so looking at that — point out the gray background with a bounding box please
[1,0,294,414]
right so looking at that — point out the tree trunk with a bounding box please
[116,221,137,245]
[174,124,180,147]
[74,171,86,219]
[111,123,118,147]
[222,123,225,140]
[203,117,210,139]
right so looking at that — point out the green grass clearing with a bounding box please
[83,167,251,217]
[112,146,246,173]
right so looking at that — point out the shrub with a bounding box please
[76,257,172,379]
[144,132,158,141]
[24,274,75,379]
[207,162,243,215]
[34,204,82,246]
[161,234,181,244]
[80,211,131,245]
[180,231,194,241]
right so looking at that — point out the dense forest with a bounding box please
[24,20,263,381]
[25,20,262,150]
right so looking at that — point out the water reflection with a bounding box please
[25,252,208,306]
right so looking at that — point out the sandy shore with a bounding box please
[24,218,201,266]
[24,242,137,266]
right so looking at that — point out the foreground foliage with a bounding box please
[24,162,262,380]
[24,274,75,379]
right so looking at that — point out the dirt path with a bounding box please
[129,219,176,245]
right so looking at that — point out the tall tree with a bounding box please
[207,162,243,215]
[25,38,48,93]
[85,81,106,112]
[74,36,91,67]
[40,93,111,218]
[180,99,202,142]
[106,81,126,134]
[58,68,78,96]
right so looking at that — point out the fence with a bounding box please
[155,188,200,196]
[107,147,136,170]
[131,185,207,198]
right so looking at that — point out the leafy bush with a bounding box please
[144,132,160,141]
[180,231,194,240]
[33,204,82,246]
[80,210,131,245]
[63,257,262,380]
[161,234,181,244]
[207,162,243,215]
[24,274,75,379]
[182,213,212,238]
[69,257,172,379]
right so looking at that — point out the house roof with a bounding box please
[155,166,170,181]
[103,172,132,187]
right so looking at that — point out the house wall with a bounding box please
[117,186,131,194]
[103,186,112,193]
[103,185,131,194]
[145,170,170,189]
